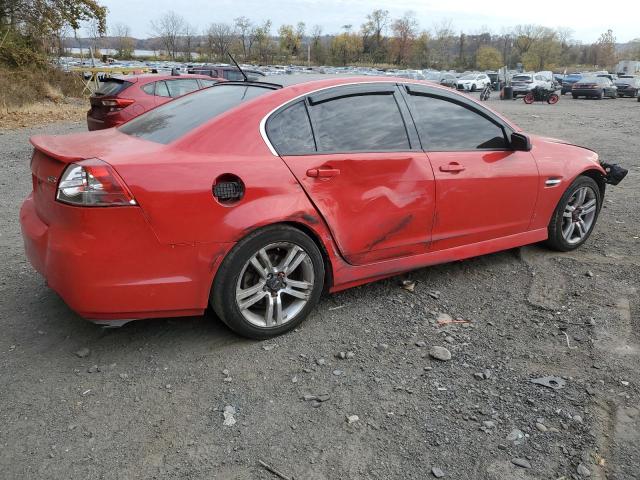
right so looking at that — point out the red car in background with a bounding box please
[86,73,221,130]
[22,77,627,338]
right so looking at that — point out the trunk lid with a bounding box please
[29,129,161,223]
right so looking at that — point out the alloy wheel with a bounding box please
[562,186,598,245]
[235,242,315,328]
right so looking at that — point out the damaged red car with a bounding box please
[20,76,627,338]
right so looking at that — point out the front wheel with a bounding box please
[471,83,477,92]
[547,93,559,104]
[524,92,535,104]
[545,176,601,252]
[211,225,325,339]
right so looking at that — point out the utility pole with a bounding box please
[307,43,311,67]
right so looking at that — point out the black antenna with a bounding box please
[227,52,249,82]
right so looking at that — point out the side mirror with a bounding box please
[511,132,532,151]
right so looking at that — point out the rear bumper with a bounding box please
[20,194,234,321]
[571,88,601,97]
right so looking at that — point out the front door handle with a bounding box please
[306,167,341,178]
[439,163,465,173]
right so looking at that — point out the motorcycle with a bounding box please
[524,86,559,105]
[479,83,492,101]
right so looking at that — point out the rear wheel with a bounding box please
[572,94,578,99]
[545,176,601,252]
[211,225,325,339]
[547,93,559,104]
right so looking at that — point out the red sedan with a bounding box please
[21,77,626,338]
[86,73,220,130]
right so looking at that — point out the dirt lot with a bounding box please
[1,93,639,480]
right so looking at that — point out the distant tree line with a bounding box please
[98,10,640,72]
[3,2,640,72]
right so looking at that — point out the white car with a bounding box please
[456,73,491,92]
[511,73,553,97]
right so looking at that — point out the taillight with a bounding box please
[100,98,135,110]
[56,158,137,207]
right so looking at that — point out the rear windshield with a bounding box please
[95,78,132,96]
[512,75,532,82]
[119,84,273,144]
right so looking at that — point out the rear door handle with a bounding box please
[439,163,465,173]
[306,167,341,178]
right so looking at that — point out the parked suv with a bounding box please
[87,73,221,131]
[511,73,552,98]
[456,73,491,92]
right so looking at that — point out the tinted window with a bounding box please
[308,92,409,152]
[224,70,246,81]
[407,94,507,151]
[165,79,200,97]
[266,101,315,155]
[119,85,272,144]
[95,78,132,96]
[155,81,171,97]
[141,83,155,95]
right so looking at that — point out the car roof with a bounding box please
[113,73,221,83]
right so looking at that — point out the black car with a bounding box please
[188,65,266,81]
[561,73,583,94]
[572,76,617,99]
[614,77,640,98]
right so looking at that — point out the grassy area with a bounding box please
[0,67,87,128]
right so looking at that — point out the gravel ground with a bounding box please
[1,94,639,480]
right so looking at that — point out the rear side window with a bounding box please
[266,101,315,155]
[119,84,272,144]
[407,94,507,151]
[165,79,200,97]
[95,78,132,96]
[308,93,410,152]
[141,83,155,95]
[155,81,171,97]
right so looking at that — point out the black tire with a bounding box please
[545,176,602,252]
[210,225,325,339]
[471,83,477,92]
[597,90,604,100]
[572,94,578,99]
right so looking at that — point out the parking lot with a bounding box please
[1,91,639,479]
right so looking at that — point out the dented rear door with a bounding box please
[270,84,436,265]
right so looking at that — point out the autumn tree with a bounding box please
[279,22,304,58]
[361,9,389,63]
[390,11,417,66]
[253,20,273,63]
[595,29,616,70]
[150,11,186,60]
[111,22,134,59]
[205,22,234,61]
[310,25,326,64]
[330,32,362,66]
[476,46,502,70]
[234,16,253,61]
[0,0,107,67]
[522,27,560,70]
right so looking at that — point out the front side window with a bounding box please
[307,92,410,153]
[266,101,315,155]
[407,94,508,151]
[119,84,272,144]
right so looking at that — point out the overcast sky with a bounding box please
[94,0,640,43]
